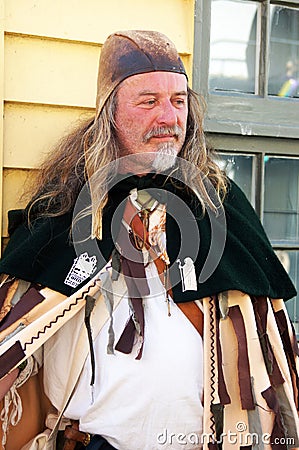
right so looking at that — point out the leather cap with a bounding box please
[95,30,187,118]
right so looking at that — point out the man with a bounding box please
[0,30,298,450]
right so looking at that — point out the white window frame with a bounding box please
[193,0,299,138]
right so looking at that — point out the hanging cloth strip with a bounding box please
[274,308,299,409]
[114,197,152,360]
[261,386,288,449]
[251,296,285,387]
[114,193,171,359]
[228,305,255,410]
[114,252,148,360]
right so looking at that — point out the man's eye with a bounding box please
[174,99,186,106]
[145,99,156,105]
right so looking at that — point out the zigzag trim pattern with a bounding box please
[209,295,216,441]
[23,279,98,352]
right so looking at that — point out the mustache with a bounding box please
[143,125,183,142]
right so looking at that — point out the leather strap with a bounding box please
[177,301,203,337]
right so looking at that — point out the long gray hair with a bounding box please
[26,87,227,238]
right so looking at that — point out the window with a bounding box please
[264,156,299,328]
[193,1,299,330]
[194,0,299,328]
[209,1,258,95]
[268,5,299,98]
[218,150,299,332]
[217,153,256,203]
[193,0,299,137]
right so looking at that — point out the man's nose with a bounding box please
[156,100,177,126]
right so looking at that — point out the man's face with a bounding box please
[114,71,188,173]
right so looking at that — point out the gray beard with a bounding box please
[152,143,178,172]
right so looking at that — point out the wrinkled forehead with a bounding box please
[116,71,188,98]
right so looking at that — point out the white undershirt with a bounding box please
[64,263,204,450]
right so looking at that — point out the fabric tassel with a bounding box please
[114,197,168,359]
[1,382,23,447]
[275,384,299,446]
[99,271,115,355]
[10,279,32,307]
[115,315,136,355]
[115,296,145,360]
[0,279,15,314]
[261,386,288,449]
[275,309,299,408]
[208,443,219,450]
[121,256,150,299]
[111,248,121,282]
[247,410,264,450]
[245,379,265,450]
[290,320,299,357]
[0,356,33,447]
[210,403,224,445]
[251,296,284,387]
[130,298,145,360]
[114,219,149,359]
[0,286,44,333]
[84,295,96,387]
[218,291,229,319]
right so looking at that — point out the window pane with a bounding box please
[264,157,299,244]
[209,0,258,94]
[278,250,299,334]
[269,5,299,98]
[218,153,255,204]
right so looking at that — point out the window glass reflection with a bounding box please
[217,153,254,204]
[269,6,299,98]
[277,250,299,333]
[264,157,299,243]
[209,0,257,94]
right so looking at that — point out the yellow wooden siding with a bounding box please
[2,168,36,237]
[1,0,195,245]
[4,34,192,109]
[4,103,94,169]
[0,1,4,244]
[4,35,100,107]
[4,0,193,53]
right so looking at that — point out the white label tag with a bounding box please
[177,257,197,292]
[64,252,97,288]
